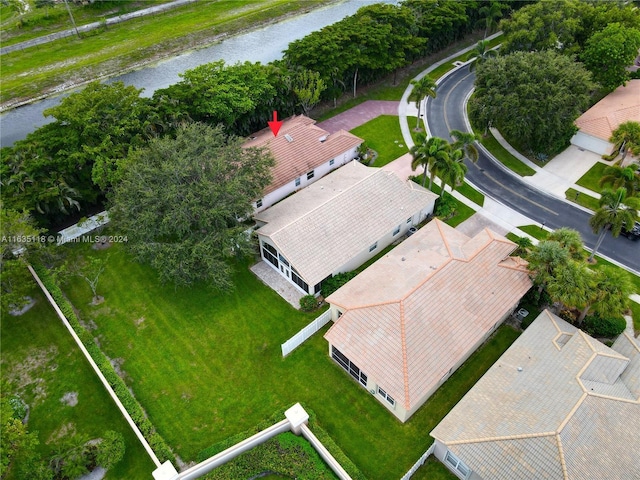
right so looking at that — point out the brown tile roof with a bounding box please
[324,220,532,412]
[242,115,363,195]
[431,310,640,480]
[255,161,437,287]
[574,79,640,141]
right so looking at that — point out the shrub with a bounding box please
[582,314,626,338]
[299,295,317,312]
[435,192,457,218]
[95,430,125,470]
[321,272,357,297]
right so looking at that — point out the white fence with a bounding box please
[400,444,435,480]
[281,309,332,357]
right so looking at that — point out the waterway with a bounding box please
[0,0,397,147]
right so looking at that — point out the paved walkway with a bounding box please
[316,100,399,133]
[250,261,303,310]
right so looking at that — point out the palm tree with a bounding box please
[588,187,640,262]
[478,1,504,39]
[407,75,437,131]
[527,240,570,294]
[450,129,479,163]
[578,266,633,324]
[411,135,451,189]
[547,227,585,261]
[598,164,640,196]
[547,260,595,322]
[438,148,468,196]
[609,121,640,163]
[466,40,498,71]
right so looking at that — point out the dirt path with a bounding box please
[316,100,399,133]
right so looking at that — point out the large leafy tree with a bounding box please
[469,50,596,156]
[609,121,640,163]
[403,0,469,54]
[407,75,437,130]
[109,123,274,289]
[581,23,640,92]
[588,187,640,261]
[527,240,570,294]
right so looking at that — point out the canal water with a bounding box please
[0,0,397,147]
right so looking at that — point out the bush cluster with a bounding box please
[582,314,627,338]
[33,264,175,464]
[299,294,317,312]
[321,272,357,298]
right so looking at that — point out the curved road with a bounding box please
[425,66,640,273]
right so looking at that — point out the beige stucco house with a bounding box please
[243,115,363,212]
[324,219,532,422]
[571,79,640,159]
[431,310,640,480]
[254,161,437,295]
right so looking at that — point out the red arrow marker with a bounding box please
[268,111,283,137]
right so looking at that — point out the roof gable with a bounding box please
[243,115,363,195]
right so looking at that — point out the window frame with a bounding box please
[307,170,315,180]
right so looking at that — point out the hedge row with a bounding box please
[32,264,175,465]
[197,406,366,480]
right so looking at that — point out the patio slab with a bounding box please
[250,261,304,310]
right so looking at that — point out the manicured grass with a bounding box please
[350,115,408,167]
[629,301,640,334]
[476,129,536,177]
[565,188,600,211]
[1,0,329,104]
[576,162,607,193]
[60,243,520,479]
[0,288,155,479]
[518,224,549,241]
[427,182,479,227]
[457,181,484,207]
[412,457,459,480]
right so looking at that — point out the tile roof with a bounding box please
[255,161,437,287]
[431,310,640,480]
[242,115,363,195]
[324,220,532,412]
[574,79,640,141]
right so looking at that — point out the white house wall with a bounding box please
[570,132,612,156]
[254,146,360,213]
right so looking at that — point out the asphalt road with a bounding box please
[426,66,640,273]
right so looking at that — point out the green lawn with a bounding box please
[59,243,520,479]
[576,162,607,193]
[457,181,485,207]
[629,301,640,334]
[350,115,408,167]
[0,288,155,479]
[475,129,536,176]
[518,224,549,241]
[412,457,458,480]
[565,188,600,211]
[426,182,478,227]
[1,0,329,104]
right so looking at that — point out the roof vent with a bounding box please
[319,135,328,142]
[284,134,294,143]
[401,257,406,261]
[517,367,523,372]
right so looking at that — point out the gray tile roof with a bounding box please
[255,161,437,286]
[431,310,640,480]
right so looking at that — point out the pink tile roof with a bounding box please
[242,115,363,195]
[574,79,640,141]
[325,220,532,412]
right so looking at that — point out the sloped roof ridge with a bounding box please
[445,431,558,446]
[399,299,410,410]
[555,433,569,480]
[435,219,458,259]
[399,257,454,303]
[267,161,379,235]
[577,330,628,358]
[498,255,529,272]
[329,298,401,312]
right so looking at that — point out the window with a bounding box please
[406,217,412,224]
[295,177,301,187]
[256,199,263,208]
[329,159,335,166]
[307,170,315,180]
[291,270,310,293]
[314,282,322,294]
[331,346,367,386]
[262,242,278,267]
[445,451,470,478]
[377,387,395,406]
[369,242,377,252]
[278,254,289,267]
[393,225,401,236]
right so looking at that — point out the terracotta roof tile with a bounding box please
[243,115,363,195]
[325,220,532,411]
[574,80,640,141]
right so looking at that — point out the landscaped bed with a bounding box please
[53,241,522,479]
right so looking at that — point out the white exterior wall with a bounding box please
[258,236,313,295]
[433,441,482,480]
[570,131,613,156]
[254,145,361,213]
